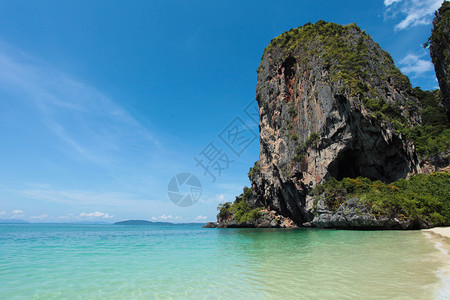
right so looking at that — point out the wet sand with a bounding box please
[422,227,450,299]
[423,227,450,239]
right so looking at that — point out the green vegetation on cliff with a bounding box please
[248,161,261,182]
[222,20,449,229]
[429,1,450,38]
[427,1,450,118]
[425,1,450,61]
[263,20,449,160]
[399,88,450,157]
[217,187,261,223]
[293,132,320,162]
[363,86,449,159]
[261,21,411,98]
[312,172,450,227]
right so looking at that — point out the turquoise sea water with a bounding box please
[0,224,448,299]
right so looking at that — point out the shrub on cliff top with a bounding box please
[425,1,450,53]
[261,20,411,98]
[262,20,448,159]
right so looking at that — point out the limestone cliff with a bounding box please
[252,21,423,226]
[429,1,450,116]
[216,21,449,229]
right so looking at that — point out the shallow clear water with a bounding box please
[0,224,448,299]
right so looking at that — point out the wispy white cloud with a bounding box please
[0,40,161,164]
[149,214,210,222]
[19,187,147,207]
[57,214,75,220]
[79,211,113,219]
[384,0,402,5]
[0,210,26,219]
[0,183,176,220]
[151,214,182,221]
[30,214,48,220]
[383,0,443,30]
[26,212,110,221]
[399,53,434,77]
[11,209,25,218]
[195,192,232,204]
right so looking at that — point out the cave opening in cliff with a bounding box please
[281,56,296,102]
[281,56,296,81]
[330,149,361,180]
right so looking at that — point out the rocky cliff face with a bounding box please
[214,20,449,229]
[250,21,423,226]
[429,1,450,116]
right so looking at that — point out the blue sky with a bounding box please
[0,0,444,223]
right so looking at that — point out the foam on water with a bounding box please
[423,232,450,300]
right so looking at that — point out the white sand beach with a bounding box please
[423,227,450,239]
[422,227,450,299]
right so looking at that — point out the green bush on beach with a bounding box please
[311,172,450,227]
[217,187,261,223]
